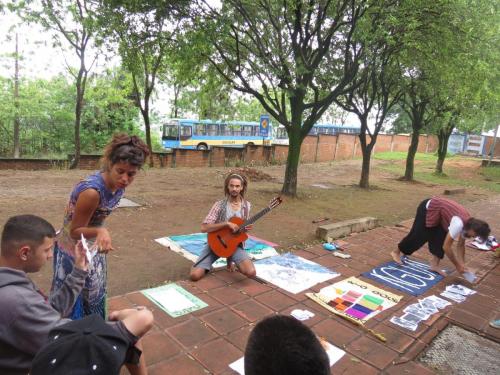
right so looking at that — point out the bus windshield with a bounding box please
[164,124,179,138]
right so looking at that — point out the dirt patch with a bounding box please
[0,159,494,296]
[223,167,275,182]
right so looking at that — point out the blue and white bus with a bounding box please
[162,118,360,149]
[162,119,274,150]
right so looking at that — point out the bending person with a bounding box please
[52,134,149,319]
[391,196,490,276]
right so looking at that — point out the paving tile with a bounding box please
[125,291,156,308]
[225,324,254,351]
[231,299,274,322]
[191,292,223,316]
[395,340,427,363]
[292,249,318,259]
[190,274,228,291]
[200,308,249,335]
[190,338,242,374]
[312,318,361,347]
[447,308,486,331]
[148,354,208,375]
[371,322,415,353]
[346,335,398,369]
[385,361,436,375]
[306,245,331,256]
[167,317,218,348]
[150,306,190,330]
[213,269,247,284]
[108,296,134,311]
[255,289,297,311]
[209,286,247,305]
[142,332,181,365]
[230,278,272,296]
[315,254,344,269]
[330,355,379,375]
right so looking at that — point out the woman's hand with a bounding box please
[95,227,114,253]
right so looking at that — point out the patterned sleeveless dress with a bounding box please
[51,171,124,319]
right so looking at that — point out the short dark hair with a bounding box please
[1,215,56,256]
[464,218,490,241]
[244,315,330,375]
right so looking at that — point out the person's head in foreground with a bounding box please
[31,314,141,375]
[0,214,56,273]
[244,315,330,375]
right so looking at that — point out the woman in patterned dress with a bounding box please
[51,134,149,319]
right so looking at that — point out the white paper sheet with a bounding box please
[228,340,345,374]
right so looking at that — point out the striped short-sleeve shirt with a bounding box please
[425,197,470,235]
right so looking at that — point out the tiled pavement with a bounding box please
[111,196,500,374]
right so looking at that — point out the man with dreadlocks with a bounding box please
[190,173,256,281]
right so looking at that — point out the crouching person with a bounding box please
[0,215,153,375]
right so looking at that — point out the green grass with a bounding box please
[375,152,500,193]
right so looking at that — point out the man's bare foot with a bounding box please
[227,262,236,272]
[391,249,403,264]
[429,267,447,277]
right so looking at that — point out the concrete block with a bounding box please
[444,188,466,195]
[316,217,379,240]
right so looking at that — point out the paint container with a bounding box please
[323,243,337,251]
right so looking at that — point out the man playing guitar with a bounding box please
[190,173,256,281]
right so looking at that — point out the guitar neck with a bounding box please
[240,207,272,228]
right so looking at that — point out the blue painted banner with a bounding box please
[259,114,270,137]
[362,258,444,296]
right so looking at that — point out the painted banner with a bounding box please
[307,276,402,324]
[254,253,340,294]
[142,283,207,317]
[155,233,279,268]
[362,258,444,296]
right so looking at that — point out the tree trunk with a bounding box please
[281,127,302,196]
[70,71,84,169]
[404,130,420,180]
[142,96,154,167]
[359,140,374,188]
[435,124,453,174]
[13,33,20,158]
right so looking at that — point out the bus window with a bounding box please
[229,124,241,136]
[220,125,231,136]
[206,124,218,136]
[309,127,318,135]
[194,123,206,136]
[242,125,253,136]
[163,125,178,138]
[180,125,192,137]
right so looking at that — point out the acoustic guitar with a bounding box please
[207,196,282,258]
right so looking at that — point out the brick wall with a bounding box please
[0,158,67,170]
[316,134,337,162]
[334,133,357,160]
[0,134,440,170]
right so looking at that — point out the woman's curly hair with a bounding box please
[100,133,150,170]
